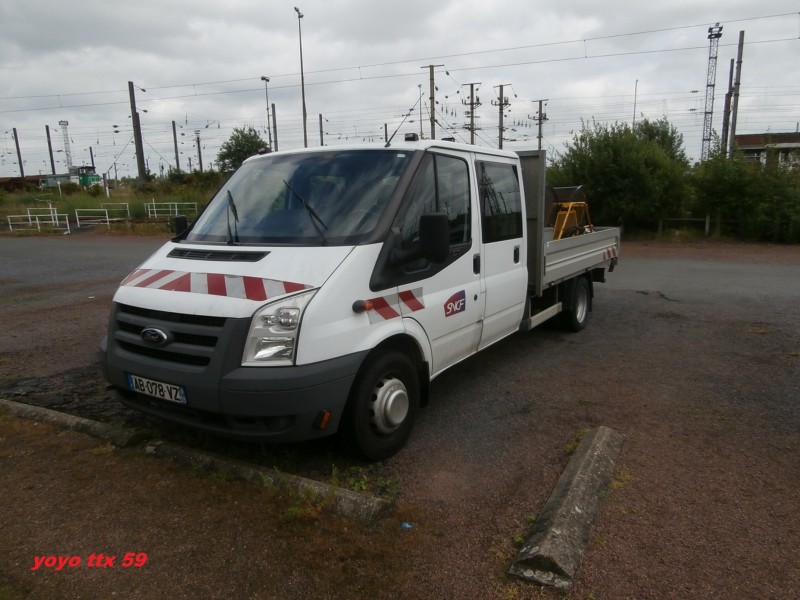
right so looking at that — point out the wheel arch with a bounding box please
[352,333,431,408]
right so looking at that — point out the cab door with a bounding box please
[389,151,484,376]
[475,158,527,349]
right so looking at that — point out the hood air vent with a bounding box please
[167,248,269,262]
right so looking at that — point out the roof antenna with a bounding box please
[385,92,424,147]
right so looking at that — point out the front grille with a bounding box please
[118,303,225,327]
[117,321,217,348]
[118,341,211,366]
[113,303,227,367]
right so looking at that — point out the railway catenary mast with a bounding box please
[701,23,723,161]
[58,120,73,170]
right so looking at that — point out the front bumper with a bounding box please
[99,302,367,442]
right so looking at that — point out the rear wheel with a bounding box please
[561,276,591,332]
[343,350,419,461]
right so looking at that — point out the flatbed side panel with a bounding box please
[543,226,620,287]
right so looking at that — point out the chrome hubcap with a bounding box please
[369,376,409,435]
[575,286,588,323]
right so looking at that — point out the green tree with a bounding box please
[216,126,269,173]
[547,118,690,229]
[633,117,688,164]
[690,146,755,235]
[691,147,800,242]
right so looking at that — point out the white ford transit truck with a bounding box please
[100,138,619,460]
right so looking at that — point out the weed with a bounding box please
[89,443,116,456]
[279,489,329,522]
[257,472,278,493]
[564,427,590,455]
[609,467,633,492]
[330,464,401,499]
[497,584,521,599]
[344,466,371,493]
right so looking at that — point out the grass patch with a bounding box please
[609,466,633,492]
[564,427,590,455]
[89,443,116,456]
[330,464,401,499]
[278,488,331,522]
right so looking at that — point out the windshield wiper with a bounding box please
[226,190,240,245]
[282,179,328,244]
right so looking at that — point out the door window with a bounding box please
[396,153,471,251]
[477,161,522,243]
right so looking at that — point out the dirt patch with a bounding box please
[620,236,800,264]
[0,416,421,600]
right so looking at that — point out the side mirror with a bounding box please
[173,215,188,237]
[419,213,450,263]
[390,213,450,266]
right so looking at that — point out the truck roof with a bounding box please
[247,139,523,163]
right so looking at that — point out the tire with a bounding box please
[561,276,591,332]
[343,350,420,461]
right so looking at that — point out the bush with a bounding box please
[690,149,800,243]
[547,118,690,229]
[58,182,82,196]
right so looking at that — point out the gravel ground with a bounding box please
[1,233,798,599]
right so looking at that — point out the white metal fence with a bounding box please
[7,207,71,234]
[74,203,131,229]
[6,200,200,234]
[145,200,198,219]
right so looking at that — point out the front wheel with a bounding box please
[561,276,591,332]
[342,350,420,461]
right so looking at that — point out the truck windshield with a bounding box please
[186,149,410,245]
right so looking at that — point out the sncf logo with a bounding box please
[444,290,467,317]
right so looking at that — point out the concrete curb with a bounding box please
[145,440,393,523]
[0,398,392,524]
[0,398,144,447]
[509,425,624,590]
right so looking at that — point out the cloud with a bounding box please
[1,0,798,176]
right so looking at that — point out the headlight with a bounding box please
[242,290,316,366]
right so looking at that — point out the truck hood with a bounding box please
[112,242,355,318]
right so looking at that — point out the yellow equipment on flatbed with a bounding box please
[546,185,595,240]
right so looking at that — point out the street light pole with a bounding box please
[295,6,308,148]
[260,76,273,149]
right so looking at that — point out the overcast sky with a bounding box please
[1,0,798,179]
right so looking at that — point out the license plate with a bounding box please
[127,374,186,404]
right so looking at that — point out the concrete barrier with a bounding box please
[509,425,624,590]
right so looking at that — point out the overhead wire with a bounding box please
[3,12,798,173]
[1,11,796,106]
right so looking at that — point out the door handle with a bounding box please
[513,245,520,263]
[473,253,481,274]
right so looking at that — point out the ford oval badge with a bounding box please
[140,327,171,347]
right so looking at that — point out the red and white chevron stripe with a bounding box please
[121,269,310,301]
[602,246,618,261]
[366,288,425,323]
